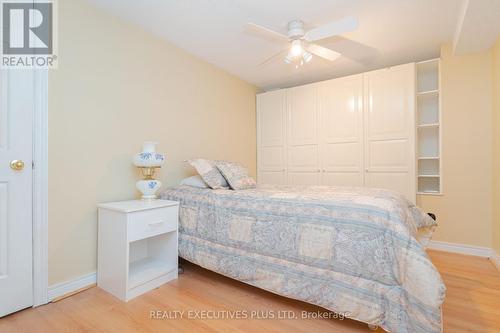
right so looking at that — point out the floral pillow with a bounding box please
[216,161,256,190]
[188,159,228,189]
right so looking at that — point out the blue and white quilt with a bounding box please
[161,184,445,333]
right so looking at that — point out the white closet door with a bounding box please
[319,74,363,186]
[363,64,416,202]
[257,90,287,184]
[287,84,320,185]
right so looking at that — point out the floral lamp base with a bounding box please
[136,179,161,200]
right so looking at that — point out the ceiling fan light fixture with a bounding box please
[290,39,303,57]
[247,16,358,67]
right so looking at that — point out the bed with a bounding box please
[161,184,445,333]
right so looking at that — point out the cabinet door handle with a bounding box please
[148,220,164,227]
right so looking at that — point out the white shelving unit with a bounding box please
[128,233,177,289]
[416,59,441,194]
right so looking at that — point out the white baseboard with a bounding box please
[48,272,97,301]
[427,240,494,257]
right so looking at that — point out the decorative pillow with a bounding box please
[216,161,256,190]
[180,175,209,188]
[188,159,228,189]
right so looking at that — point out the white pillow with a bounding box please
[180,175,209,188]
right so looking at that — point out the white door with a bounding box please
[0,69,34,316]
[319,74,364,187]
[287,84,320,185]
[363,64,416,202]
[257,90,287,185]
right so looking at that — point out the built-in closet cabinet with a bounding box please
[257,63,416,203]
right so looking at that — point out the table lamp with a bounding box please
[133,142,165,200]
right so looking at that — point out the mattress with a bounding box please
[161,184,445,333]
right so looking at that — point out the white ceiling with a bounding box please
[86,0,477,90]
[453,0,500,55]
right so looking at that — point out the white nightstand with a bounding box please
[97,199,179,302]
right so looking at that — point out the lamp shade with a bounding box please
[133,141,165,167]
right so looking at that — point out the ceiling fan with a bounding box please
[245,17,358,67]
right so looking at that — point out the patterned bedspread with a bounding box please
[161,185,445,333]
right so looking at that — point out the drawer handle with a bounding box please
[148,220,164,227]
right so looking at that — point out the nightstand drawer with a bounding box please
[128,207,178,242]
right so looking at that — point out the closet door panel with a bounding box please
[259,146,285,171]
[319,75,363,187]
[365,173,410,197]
[322,173,363,186]
[257,90,286,185]
[365,71,409,141]
[258,90,285,146]
[286,84,319,186]
[259,171,287,185]
[364,64,415,202]
[321,75,362,143]
[288,85,317,146]
[323,142,360,172]
[367,139,408,172]
[288,145,319,172]
[288,172,320,186]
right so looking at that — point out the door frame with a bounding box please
[4,0,50,310]
[32,69,49,306]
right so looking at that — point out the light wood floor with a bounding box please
[1,250,499,333]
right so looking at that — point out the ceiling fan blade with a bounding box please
[320,36,379,65]
[306,44,341,61]
[244,23,289,44]
[305,17,358,42]
[257,49,288,67]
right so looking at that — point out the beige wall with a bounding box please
[48,0,257,284]
[493,38,500,254]
[417,44,493,248]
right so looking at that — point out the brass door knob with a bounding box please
[10,160,25,171]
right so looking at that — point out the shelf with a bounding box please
[417,87,439,126]
[417,89,439,96]
[418,176,440,194]
[417,191,442,195]
[418,123,439,128]
[417,59,439,93]
[129,257,174,289]
[418,158,439,178]
[418,156,439,160]
[418,126,439,157]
